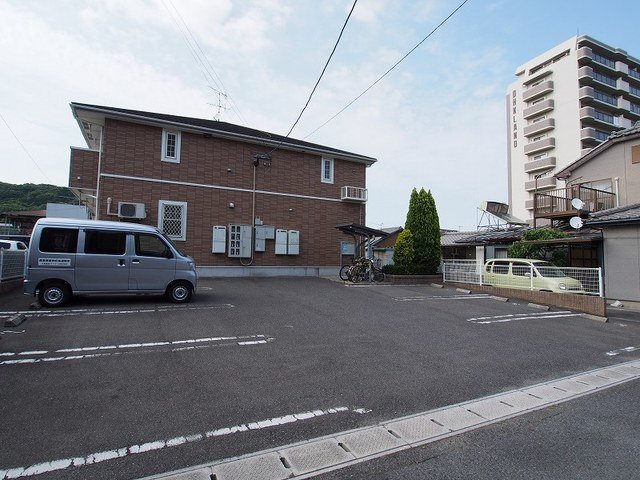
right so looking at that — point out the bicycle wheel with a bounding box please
[339,265,351,281]
[351,265,363,283]
[373,269,385,282]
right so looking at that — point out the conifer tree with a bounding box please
[424,189,442,274]
[404,187,441,274]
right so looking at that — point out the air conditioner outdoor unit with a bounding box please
[118,202,146,219]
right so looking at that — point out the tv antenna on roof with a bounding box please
[208,87,229,121]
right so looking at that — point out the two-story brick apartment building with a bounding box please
[68,103,376,276]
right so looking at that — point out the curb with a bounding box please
[581,313,609,323]
[527,303,550,311]
[141,360,640,480]
[430,283,444,289]
[455,288,471,294]
[490,296,509,302]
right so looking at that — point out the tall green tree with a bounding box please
[404,187,441,274]
[423,189,441,274]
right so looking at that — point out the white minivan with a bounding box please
[24,218,197,307]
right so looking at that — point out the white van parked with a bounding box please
[24,218,197,307]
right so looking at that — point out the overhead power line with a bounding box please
[304,0,470,139]
[263,0,358,156]
[0,111,52,183]
[162,0,247,125]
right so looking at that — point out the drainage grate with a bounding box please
[145,360,640,480]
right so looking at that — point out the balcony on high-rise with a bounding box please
[524,156,556,173]
[522,99,554,119]
[523,118,555,137]
[524,137,555,155]
[525,176,556,191]
[522,80,554,102]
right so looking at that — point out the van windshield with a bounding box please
[535,262,567,278]
[160,233,187,257]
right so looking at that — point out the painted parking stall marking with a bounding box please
[393,294,491,302]
[0,406,370,479]
[606,345,640,356]
[467,311,581,324]
[0,334,273,366]
[141,360,640,480]
[0,304,235,320]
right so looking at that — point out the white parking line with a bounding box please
[605,345,640,356]
[0,406,368,479]
[467,311,581,324]
[0,335,273,366]
[0,304,235,320]
[140,360,640,480]
[394,295,490,302]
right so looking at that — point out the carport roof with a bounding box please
[335,223,389,238]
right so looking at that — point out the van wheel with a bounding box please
[166,281,192,303]
[38,282,71,308]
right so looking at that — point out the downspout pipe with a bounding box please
[95,125,104,220]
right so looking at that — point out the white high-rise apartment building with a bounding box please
[507,35,640,223]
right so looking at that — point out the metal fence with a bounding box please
[0,250,26,281]
[442,259,603,297]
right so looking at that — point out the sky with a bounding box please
[1,0,639,231]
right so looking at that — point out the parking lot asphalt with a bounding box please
[1,278,639,479]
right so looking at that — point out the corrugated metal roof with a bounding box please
[441,231,480,246]
[453,228,529,245]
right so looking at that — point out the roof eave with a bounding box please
[556,129,640,180]
[70,103,377,165]
[587,218,640,227]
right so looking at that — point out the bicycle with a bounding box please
[341,257,385,283]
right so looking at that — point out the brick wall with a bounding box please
[453,282,606,317]
[69,148,99,190]
[96,119,368,267]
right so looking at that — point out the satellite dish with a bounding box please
[569,216,584,229]
[571,198,585,210]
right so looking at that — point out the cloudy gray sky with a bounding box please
[1,0,639,230]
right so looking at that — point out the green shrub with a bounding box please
[393,229,414,270]
[507,228,569,266]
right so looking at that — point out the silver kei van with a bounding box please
[24,218,197,307]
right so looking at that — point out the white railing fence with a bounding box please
[442,259,484,285]
[0,250,26,281]
[442,259,603,297]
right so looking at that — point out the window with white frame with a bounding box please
[158,200,187,241]
[321,157,334,184]
[162,129,181,163]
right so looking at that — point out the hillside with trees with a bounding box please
[0,181,76,213]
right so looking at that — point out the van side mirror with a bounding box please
[165,249,174,259]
